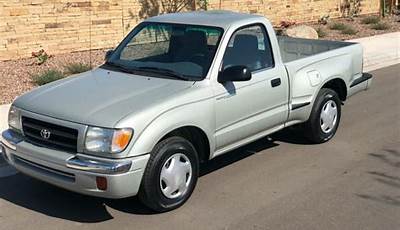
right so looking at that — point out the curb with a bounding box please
[0,104,10,131]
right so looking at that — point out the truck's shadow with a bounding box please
[0,128,303,223]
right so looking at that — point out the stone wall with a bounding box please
[0,0,380,61]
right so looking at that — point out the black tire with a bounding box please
[303,88,341,143]
[138,136,199,212]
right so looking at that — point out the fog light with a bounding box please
[96,176,107,191]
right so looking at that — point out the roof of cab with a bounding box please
[145,10,264,29]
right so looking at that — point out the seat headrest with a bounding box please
[185,30,207,46]
[169,34,184,53]
[233,34,258,52]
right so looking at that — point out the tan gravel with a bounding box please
[307,14,400,41]
[0,49,106,104]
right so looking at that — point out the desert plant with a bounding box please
[371,22,390,30]
[280,20,296,29]
[341,26,358,35]
[32,49,50,65]
[197,0,208,10]
[316,27,327,38]
[361,16,381,24]
[318,15,330,25]
[32,69,65,86]
[381,0,397,17]
[138,0,196,20]
[329,22,347,30]
[65,63,91,74]
[341,0,362,18]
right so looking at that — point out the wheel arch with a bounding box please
[320,77,347,101]
[160,126,211,163]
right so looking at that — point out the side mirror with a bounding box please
[105,49,114,61]
[218,65,252,83]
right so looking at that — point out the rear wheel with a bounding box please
[303,88,341,143]
[138,136,199,212]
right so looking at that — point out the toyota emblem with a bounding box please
[40,129,51,139]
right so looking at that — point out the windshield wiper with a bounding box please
[103,62,194,81]
[137,66,192,81]
[103,61,138,74]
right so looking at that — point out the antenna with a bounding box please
[122,0,125,38]
[89,0,92,68]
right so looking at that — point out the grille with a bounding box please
[22,117,78,153]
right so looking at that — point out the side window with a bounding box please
[222,25,274,72]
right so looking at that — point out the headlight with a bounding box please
[84,127,133,153]
[8,106,21,131]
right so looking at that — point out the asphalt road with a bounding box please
[0,64,399,230]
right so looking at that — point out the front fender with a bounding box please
[124,98,215,157]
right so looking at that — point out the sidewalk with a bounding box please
[0,104,10,132]
[349,32,400,72]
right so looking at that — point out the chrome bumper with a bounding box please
[1,129,150,199]
[1,129,132,175]
[1,128,22,151]
[66,156,132,174]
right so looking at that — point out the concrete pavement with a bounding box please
[0,103,9,131]
[349,32,400,72]
[0,64,398,230]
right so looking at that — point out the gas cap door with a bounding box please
[307,70,322,87]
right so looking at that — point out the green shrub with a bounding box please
[32,49,50,65]
[64,63,91,74]
[361,16,380,24]
[341,26,358,35]
[32,70,65,86]
[329,22,347,30]
[371,22,390,30]
[316,28,327,38]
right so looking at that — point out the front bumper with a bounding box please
[1,129,150,199]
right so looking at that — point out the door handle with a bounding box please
[271,78,281,87]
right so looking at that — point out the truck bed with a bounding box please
[277,36,355,63]
[278,35,365,125]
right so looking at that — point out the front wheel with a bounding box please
[303,88,342,143]
[138,136,199,212]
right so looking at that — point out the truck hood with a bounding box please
[14,68,194,127]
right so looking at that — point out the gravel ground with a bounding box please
[0,49,106,104]
[307,14,400,41]
[0,14,399,105]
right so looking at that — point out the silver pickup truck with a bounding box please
[1,11,372,212]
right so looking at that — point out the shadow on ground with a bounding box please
[356,147,400,207]
[0,128,308,223]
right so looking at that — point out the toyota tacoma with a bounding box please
[1,11,372,212]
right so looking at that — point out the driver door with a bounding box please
[214,24,289,151]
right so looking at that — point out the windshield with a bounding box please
[103,22,224,81]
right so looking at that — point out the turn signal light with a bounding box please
[96,176,107,191]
